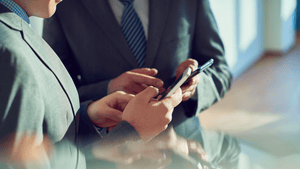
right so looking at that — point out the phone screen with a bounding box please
[159,67,191,100]
[159,59,214,100]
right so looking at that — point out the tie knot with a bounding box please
[119,0,134,5]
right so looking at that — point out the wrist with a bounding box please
[86,101,95,116]
[86,101,100,126]
[125,122,163,143]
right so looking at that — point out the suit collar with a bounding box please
[0,3,22,31]
[81,0,139,68]
[0,0,30,24]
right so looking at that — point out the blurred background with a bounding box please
[30,0,300,168]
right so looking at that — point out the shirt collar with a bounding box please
[0,0,30,24]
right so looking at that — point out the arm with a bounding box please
[78,99,140,147]
[189,0,232,116]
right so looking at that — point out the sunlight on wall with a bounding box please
[239,0,257,52]
[281,0,297,22]
[209,0,238,70]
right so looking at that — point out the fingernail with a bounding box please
[190,65,196,71]
[153,87,159,94]
[163,153,167,160]
[157,81,164,86]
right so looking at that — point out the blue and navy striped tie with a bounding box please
[120,0,146,68]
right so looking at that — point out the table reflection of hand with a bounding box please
[91,140,171,169]
[0,133,53,168]
[93,126,210,169]
[149,126,210,169]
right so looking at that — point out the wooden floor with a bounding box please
[198,45,300,168]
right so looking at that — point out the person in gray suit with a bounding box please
[0,0,184,168]
[43,0,240,168]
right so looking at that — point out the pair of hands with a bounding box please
[87,86,182,142]
[109,58,200,101]
[90,59,200,131]
[87,58,207,168]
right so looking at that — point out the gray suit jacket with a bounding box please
[43,0,232,136]
[0,4,140,169]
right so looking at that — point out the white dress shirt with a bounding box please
[108,0,149,39]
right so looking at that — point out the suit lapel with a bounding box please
[0,9,60,77]
[21,21,79,111]
[0,5,77,105]
[80,0,139,68]
[145,0,170,68]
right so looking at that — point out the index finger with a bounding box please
[128,72,164,88]
[130,68,158,76]
[105,91,135,109]
[176,59,199,79]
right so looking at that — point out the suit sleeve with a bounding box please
[79,101,141,162]
[78,100,141,146]
[43,15,111,102]
[188,0,232,116]
[0,47,51,168]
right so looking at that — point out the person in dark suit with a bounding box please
[44,0,231,136]
[0,0,184,168]
[43,0,240,168]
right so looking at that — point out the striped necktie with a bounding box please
[120,0,146,68]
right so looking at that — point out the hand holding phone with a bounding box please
[159,59,214,100]
[159,67,192,100]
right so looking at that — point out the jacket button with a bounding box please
[77,75,81,81]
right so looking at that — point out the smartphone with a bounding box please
[159,67,192,100]
[183,58,214,85]
[159,59,214,100]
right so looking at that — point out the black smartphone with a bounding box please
[183,58,214,85]
[159,67,192,100]
[159,59,214,100]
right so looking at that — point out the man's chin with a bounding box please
[46,6,57,18]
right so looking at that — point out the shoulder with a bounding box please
[0,28,34,79]
[0,31,24,64]
[0,16,24,52]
